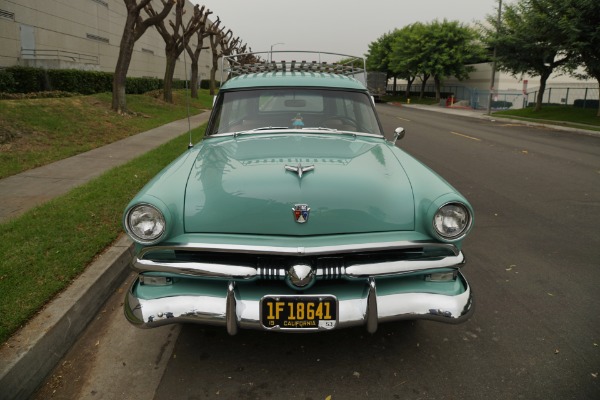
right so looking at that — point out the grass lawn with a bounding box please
[493,105,600,131]
[0,127,204,344]
[0,90,213,179]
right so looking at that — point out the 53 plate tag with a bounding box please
[261,295,337,330]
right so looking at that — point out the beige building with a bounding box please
[0,0,214,81]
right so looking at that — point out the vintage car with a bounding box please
[123,52,474,334]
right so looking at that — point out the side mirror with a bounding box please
[391,127,405,144]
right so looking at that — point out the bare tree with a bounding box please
[233,44,261,65]
[185,8,213,98]
[112,0,175,113]
[146,0,205,103]
[207,19,228,95]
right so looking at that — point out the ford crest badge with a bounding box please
[293,204,310,223]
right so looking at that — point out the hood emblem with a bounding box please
[285,163,314,179]
[293,204,310,224]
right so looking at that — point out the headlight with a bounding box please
[125,204,166,244]
[433,203,471,240]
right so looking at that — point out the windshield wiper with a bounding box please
[232,127,290,136]
[246,126,289,132]
[301,127,338,132]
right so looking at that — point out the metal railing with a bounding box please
[21,49,99,65]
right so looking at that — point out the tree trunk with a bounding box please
[534,70,551,112]
[405,76,414,98]
[190,60,199,98]
[209,52,219,95]
[209,65,217,95]
[419,75,429,99]
[112,16,137,113]
[163,52,177,103]
[434,75,442,102]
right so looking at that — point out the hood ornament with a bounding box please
[285,163,314,179]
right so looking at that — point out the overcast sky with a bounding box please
[191,0,508,58]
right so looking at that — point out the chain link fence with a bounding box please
[391,82,599,110]
[525,83,599,109]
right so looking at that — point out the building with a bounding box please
[397,62,598,110]
[0,0,214,82]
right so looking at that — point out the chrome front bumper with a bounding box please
[124,272,473,334]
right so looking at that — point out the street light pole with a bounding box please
[487,0,503,115]
[270,42,284,62]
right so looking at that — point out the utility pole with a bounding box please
[487,0,503,115]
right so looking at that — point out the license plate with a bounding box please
[261,295,337,330]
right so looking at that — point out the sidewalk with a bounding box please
[0,111,210,400]
[0,111,211,223]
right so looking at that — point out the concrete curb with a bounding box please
[0,235,134,400]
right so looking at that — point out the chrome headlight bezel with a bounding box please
[124,203,166,245]
[432,202,472,241]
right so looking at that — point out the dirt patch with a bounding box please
[0,121,23,145]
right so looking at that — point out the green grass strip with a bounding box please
[0,125,205,344]
[0,90,213,179]
[493,105,600,131]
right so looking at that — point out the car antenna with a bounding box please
[182,26,193,149]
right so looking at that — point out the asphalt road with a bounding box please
[35,105,600,400]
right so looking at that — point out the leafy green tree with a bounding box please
[554,0,600,116]
[482,0,575,112]
[390,20,484,101]
[366,30,401,93]
[389,23,430,98]
[422,20,485,101]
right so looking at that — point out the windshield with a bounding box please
[207,88,383,136]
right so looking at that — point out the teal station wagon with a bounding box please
[123,52,474,334]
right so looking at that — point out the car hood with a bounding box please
[184,133,415,235]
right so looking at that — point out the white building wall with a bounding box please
[0,0,215,81]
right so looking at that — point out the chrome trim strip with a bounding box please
[345,252,466,279]
[125,273,474,331]
[134,259,258,279]
[137,240,459,258]
[132,252,466,280]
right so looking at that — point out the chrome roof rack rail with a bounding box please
[221,50,366,82]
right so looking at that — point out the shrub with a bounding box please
[0,69,16,93]
[6,66,45,93]
[0,66,219,96]
[573,99,599,109]
[126,76,162,94]
[200,79,220,90]
[491,100,513,109]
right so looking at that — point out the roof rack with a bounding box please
[221,50,366,81]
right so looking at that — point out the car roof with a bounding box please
[221,72,367,91]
